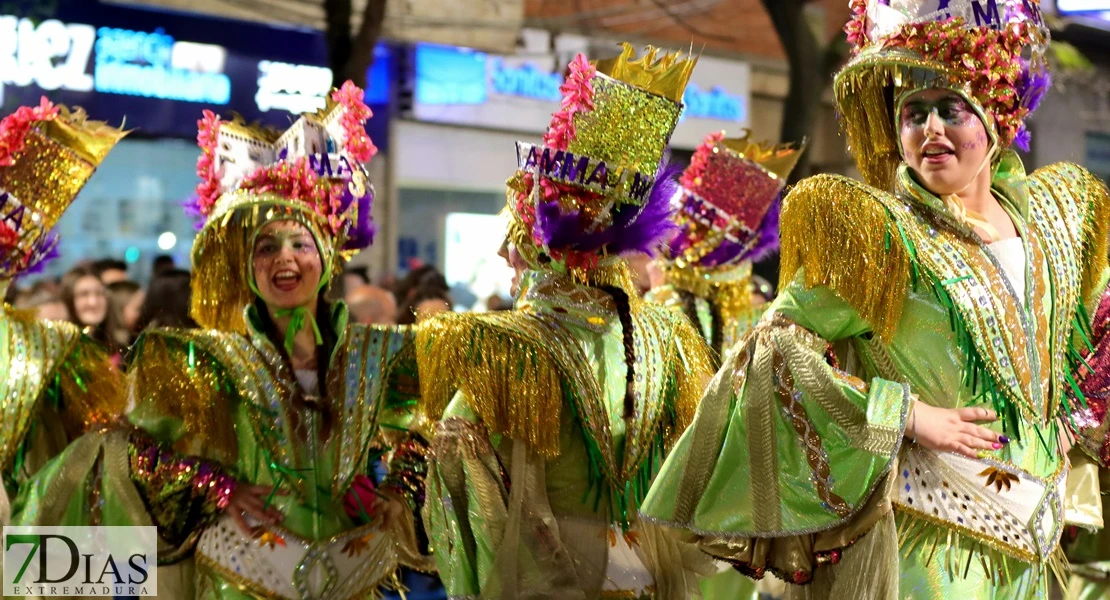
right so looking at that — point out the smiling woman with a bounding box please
[13,83,435,600]
[640,2,1110,599]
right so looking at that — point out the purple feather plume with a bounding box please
[341,189,376,251]
[1017,63,1051,114]
[182,195,206,231]
[535,158,682,258]
[16,232,61,276]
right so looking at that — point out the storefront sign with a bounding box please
[0,4,391,147]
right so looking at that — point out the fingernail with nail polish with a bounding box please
[999,436,1010,444]
[992,443,1002,450]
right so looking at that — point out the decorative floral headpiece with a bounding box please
[0,98,126,279]
[188,81,378,332]
[663,130,805,271]
[506,44,696,278]
[835,0,1050,189]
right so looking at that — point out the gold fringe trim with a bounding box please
[1077,167,1110,308]
[896,509,1067,588]
[128,330,239,464]
[779,174,910,343]
[416,312,579,458]
[670,309,714,433]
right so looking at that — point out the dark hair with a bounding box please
[252,291,339,437]
[60,265,118,352]
[598,285,637,418]
[393,265,449,305]
[91,258,128,278]
[676,289,724,358]
[396,286,452,326]
[135,269,197,332]
[152,255,176,275]
[106,280,141,347]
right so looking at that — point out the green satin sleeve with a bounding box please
[422,393,499,597]
[640,277,911,581]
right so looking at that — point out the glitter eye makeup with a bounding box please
[253,231,318,260]
[900,97,978,130]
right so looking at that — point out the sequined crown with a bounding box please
[192,81,377,252]
[0,98,125,278]
[666,130,804,269]
[508,43,696,273]
[189,81,377,333]
[837,0,1050,188]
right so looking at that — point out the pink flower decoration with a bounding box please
[0,96,59,168]
[543,54,596,150]
[193,110,223,217]
[343,474,379,524]
[331,81,378,164]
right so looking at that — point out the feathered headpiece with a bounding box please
[506,44,696,279]
[836,0,1050,189]
[189,81,377,332]
[0,98,125,279]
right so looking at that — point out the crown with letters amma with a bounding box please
[507,44,696,272]
[0,98,125,279]
[837,0,1050,188]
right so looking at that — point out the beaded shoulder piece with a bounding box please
[1,307,122,475]
[779,174,913,343]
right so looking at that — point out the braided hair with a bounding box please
[598,285,637,418]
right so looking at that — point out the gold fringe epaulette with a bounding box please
[779,174,911,342]
[128,329,239,463]
[416,311,589,459]
[1029,164,1110,308]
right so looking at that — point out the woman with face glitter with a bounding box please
[13,84,434,598]
[640,1,1110,598]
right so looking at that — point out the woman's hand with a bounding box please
[907,402,1008,459]
[226,483,285,535]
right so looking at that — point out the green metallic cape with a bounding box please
[418,267,717,599]
[641,154,1110,596]
[12,303,431,599]
[0,302,124,526]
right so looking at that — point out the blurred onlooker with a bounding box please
[135,269,196,331]
[92,258,128,285]
[486,295,511,311]
[346,285,397,325]
[394,265,449,306]
[398,287,453,325]
[61,265,117,352]
[152,254,176,276]
[107,280,143,347]
[343,266,370,292]
[22,288,69,321]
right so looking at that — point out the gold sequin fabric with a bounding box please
[1,305,123,480]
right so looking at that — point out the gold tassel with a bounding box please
[416,312,578,458]
[779,174,911,343]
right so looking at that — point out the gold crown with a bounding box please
[719,134,806,181]
[0,105,125,276]
[593,43,697,103]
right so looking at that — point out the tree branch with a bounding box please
[342,0,388,87]
[324,0,354,88]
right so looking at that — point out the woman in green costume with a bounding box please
[645,130,804,600]
[640,1,1110,598]
[0,98,126,528]
[416,45,716,599]
[13,83,433,599]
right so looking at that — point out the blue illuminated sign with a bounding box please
[682,83,746,123]
[94,27,231,104]
[490,59,562,102]
[415,44,487,105]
